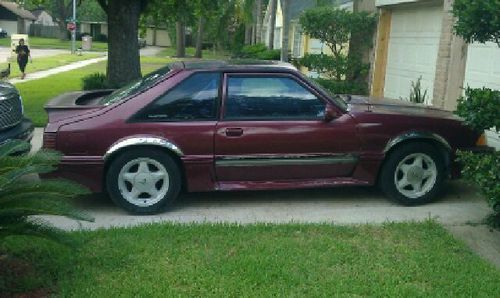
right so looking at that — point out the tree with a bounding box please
[452,0,500,45]
[299,7,376,81]
[97,0,149,87]
[194,0,222,58]
[267,0,277,49]
[453,0,500,227]
[255,0,262,44]
[143,0,195,58]
[280,0,289,62]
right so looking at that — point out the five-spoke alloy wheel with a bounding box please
[106,148,181,214]
[380,142,445,205]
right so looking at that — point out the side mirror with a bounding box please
[324,104,339,122]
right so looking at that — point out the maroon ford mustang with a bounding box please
[43,61,486,214]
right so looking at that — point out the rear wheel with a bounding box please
[379,142,446,205]
[106,148,181,214]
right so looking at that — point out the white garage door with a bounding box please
[464,42,500,149]
[384,5,443,104]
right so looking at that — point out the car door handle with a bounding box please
[225,128,243,137]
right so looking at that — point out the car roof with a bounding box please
[168,60,298,72]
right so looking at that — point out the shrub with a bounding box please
[234,43,281,60]
[0,140,93,245]
[314,78,368,95]
[456,151,499,227]
[95,34,108,42]
[82,72,109,90]
[455,87,500,132]
[256,49,281,60]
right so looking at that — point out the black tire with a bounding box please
[106,148,181,214]
[379,142,446,206]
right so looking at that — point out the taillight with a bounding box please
[476,133,487,146]
[43,132,57,150]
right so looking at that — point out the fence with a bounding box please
[29,24,65,39]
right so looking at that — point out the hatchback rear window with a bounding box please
[100,65,171,106]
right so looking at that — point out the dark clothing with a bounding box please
[15,45,30,72]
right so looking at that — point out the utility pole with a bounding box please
[71,0,76,53]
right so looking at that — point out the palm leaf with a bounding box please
[0,141,93,246]
[0,140,30,157]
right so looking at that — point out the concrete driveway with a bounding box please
[44,180,490,229]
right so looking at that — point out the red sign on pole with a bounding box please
[67,22,76,31]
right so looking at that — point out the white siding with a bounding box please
[464,42,500,150]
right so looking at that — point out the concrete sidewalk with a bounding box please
[6,46,163,84]
[9,55,107,84]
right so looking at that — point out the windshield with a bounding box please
[100,65,171,105]
[307,78,348,111]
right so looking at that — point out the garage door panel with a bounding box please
[464,42,500,90]
[384,5,442,104]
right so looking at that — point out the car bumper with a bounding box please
[0,118,34,148]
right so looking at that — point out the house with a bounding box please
[261,0,375,76]
[0,1,36,36]
[370,0,500,110]
[143,26,172,47]
[79,21,108,40]
[30,8,56,26]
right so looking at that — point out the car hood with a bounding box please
[346,95,460,120]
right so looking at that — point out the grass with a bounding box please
[3,52,103,79]
[1,221,499,296]
[0,36,108,51]
[15,56,174,127]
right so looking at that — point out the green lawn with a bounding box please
[0,36,108,51]
[15,56,173,127]
[3,52,103,79]
[1,221,498,296]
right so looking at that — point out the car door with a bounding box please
[214,72,360,182]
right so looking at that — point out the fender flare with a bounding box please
[384,131,452,154]
[103,136,184,161]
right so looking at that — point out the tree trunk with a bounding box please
[280,0,289,62]
[195,16,205,58]
[56,0,69,40]
[176,21,185,57]
[255,0,263,44]
[106,0,142,88]
[268,0,277,49]
[244,24,252,45]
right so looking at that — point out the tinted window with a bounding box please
[100,65,171,106]
[225,76,325,120]
[137,72,220,121]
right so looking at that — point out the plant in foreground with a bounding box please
[455,87,499,227]
[0,140,93,246]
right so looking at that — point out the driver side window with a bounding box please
[224,76,325,120]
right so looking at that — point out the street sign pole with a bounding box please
[71,0,76,54]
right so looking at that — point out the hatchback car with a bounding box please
[43,61,487,214]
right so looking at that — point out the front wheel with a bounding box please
[379,143,446,205]
[106,149,181,214]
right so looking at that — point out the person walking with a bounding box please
[15,39,31,79]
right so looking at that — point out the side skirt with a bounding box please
[217,177,371,191]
